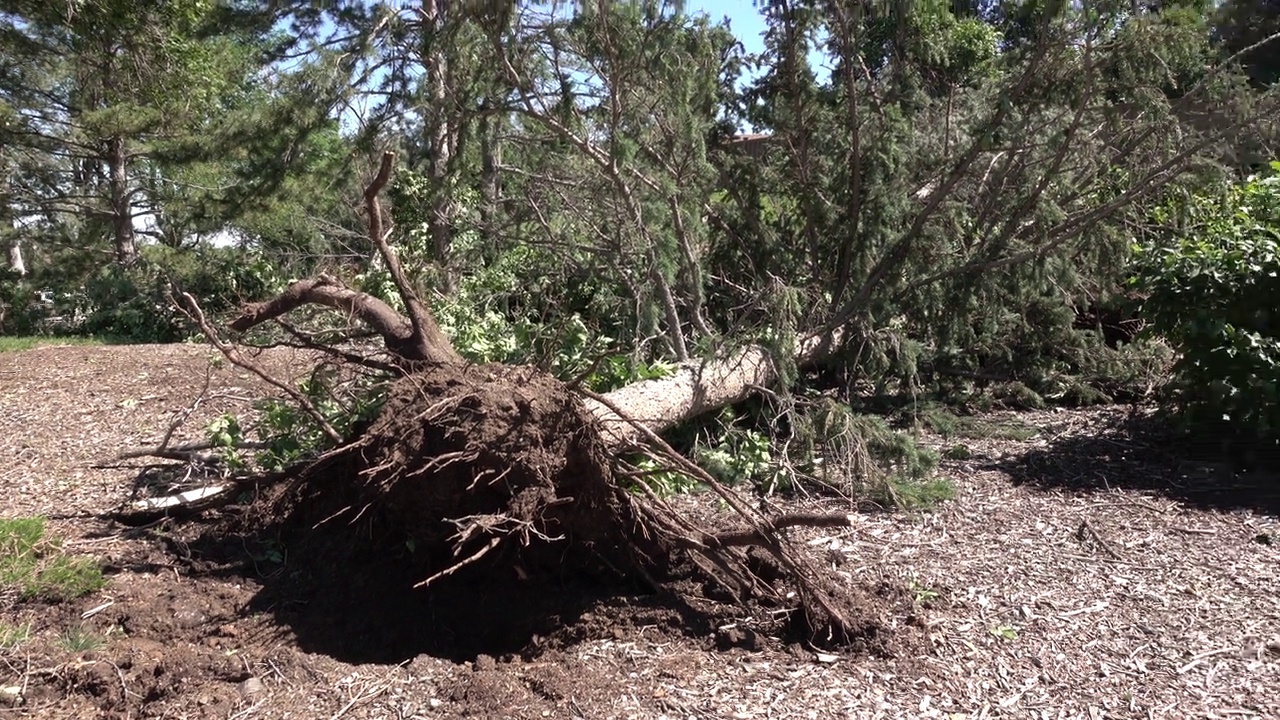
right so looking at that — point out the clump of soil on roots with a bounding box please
[357,363,654,584]
[194,362,901,663]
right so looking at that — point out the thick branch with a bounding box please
[229,277,436,360]
[363,152,463,365]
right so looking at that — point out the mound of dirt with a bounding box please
[354,363,656,585]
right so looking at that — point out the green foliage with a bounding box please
[385,168,676,391]
[210,367,389,474]
[724,0,1262,411]
[78,245,281,343]
[627,456,703,496]
[1213,0,1280,88]
[793,398,949,509]
[59,626,105,653]
[1130,163,1280,438]
[0,272,44,336]
[0,518,106,603]
[0,622,32,649]
[695,421,788,491]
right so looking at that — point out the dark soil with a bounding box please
[351,362,655,589]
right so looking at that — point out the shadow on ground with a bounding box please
[998,408,1280,516]
[170,507,718,666]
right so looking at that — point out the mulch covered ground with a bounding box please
[1,343,1278,719]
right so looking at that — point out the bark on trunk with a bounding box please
[107,135,137,266]
[829,3,863,308]
[6,238,23,276]
[479,104,501,246]
[588,332,828,451]
[423,0,459,295]
[2,154,22,276]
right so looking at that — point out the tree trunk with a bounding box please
[422,0,459,295]
[479,103,501,247]
[587,332,827,450]
[6,238,23,277]
[107,135,137,266]
[1,156,21,276]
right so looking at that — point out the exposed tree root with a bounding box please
[119,151,888,651]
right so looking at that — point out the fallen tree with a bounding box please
[118,151,873,648]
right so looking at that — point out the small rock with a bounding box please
[715,626,764,651]
[473,654,497,672]
[0,686,22,707]
[238,677,264,700]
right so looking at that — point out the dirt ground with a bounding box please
[1,343,1279,719]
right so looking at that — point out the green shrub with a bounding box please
[1130,162,1280,439]
[80,245,281,343]
[0,271,44,336]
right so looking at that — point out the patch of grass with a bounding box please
[0,335,107,353]
[0,622,31,649]
[889,476,957,510]
[0,518,106,602]
[59,625,104,653]
[916,404,1039,442]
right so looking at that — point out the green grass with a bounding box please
[917,404,1040,442]
[0,335,107,353]
[59,625,104,653]
[0,518,106,602]
[888,476,957,510]
[0,622,32,649]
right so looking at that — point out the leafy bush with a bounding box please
[79,245,281,343]
[204,365,390,474]
[1130,162,1280,438]
[0,271,44,336]
[5,244,280,342]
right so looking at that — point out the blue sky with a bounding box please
[684,1,831,87]
[688,1,769,52]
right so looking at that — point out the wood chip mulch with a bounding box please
[1,344,1278,719]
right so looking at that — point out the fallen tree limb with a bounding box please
[586,331,831,450]
[114,440,269,464]
[705,512,857,548]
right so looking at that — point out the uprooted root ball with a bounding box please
[353,362,655,586]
